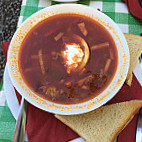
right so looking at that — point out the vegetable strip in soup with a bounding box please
[19,14,118,104]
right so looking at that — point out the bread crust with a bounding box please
[124,33,142,38]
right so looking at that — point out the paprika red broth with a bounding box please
[19,14,118,104]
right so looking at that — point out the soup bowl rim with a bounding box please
[7,4,129,115]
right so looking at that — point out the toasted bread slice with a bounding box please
[55,100,142,142]
[124,33,142,86]
[126,71,133,86]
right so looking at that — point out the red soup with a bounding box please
[19,14,118,104]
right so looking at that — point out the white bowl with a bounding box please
[7,4,129,115]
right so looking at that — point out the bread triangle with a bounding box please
[55,100,142,142]
[124,33,142,86]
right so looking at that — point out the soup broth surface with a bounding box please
[19,14,118,104]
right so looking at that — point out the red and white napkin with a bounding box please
[123,0,142,21]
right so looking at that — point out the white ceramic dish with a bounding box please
[7,4,129,115]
